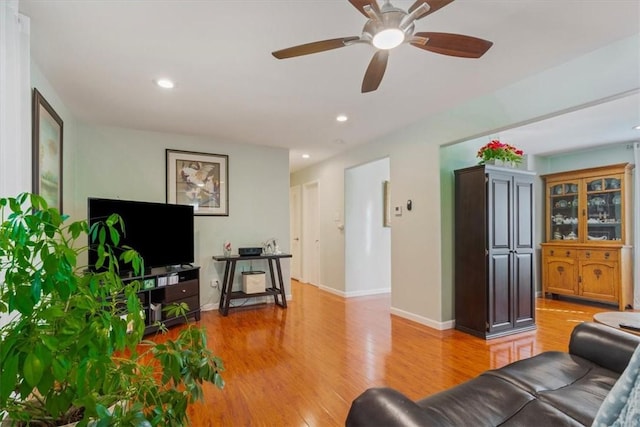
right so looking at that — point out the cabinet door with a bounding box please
[514,251,534,325]
[579,260,618,302]
[585,175,623,242]
[487,173,512,333]
[548,180,580,242]
[489,252,512,331]
[513,176,534,326]
[544,256,577,295]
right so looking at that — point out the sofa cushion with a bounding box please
[500,399,584,426]
[414,375,534,426]
[485,352,619,425]
[485,352,615,394]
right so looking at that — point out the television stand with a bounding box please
[123,265,201,335]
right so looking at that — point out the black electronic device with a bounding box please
[238,247,262,257]
[619,322,640,332]
[87,197,194,272]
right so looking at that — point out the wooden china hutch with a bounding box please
[540,163,633,310]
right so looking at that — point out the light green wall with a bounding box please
[439,138,486,321]
[541,143,634,174]
[74,123,291,308]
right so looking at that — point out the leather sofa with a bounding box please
[346,322,640,426]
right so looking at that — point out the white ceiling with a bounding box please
[500,92,640,157]
[18,0,640,172]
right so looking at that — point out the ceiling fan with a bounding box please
[272,0,493,93]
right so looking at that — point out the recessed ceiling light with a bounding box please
[155,78,175,89]
[302,154,310,159]
[336,114,348,122]
[633,125,640,130]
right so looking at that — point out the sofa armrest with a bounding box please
[569,321,640,374]
[345,387,435,427]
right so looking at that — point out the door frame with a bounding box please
[289,185,302,280]
[302,181,320,285]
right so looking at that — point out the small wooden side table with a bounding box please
[212,253,292,316]
[593,311,640,336]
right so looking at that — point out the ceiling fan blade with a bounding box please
[272,36,360,59]
[348,0,380,17]
[409,0,455,19]
[361,50,389,93]
[411,32,493,58]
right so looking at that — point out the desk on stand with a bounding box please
[212,253,292,316]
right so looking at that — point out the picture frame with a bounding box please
[32,88,63,212]
[166,149,229,216]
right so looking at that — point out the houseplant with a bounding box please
[0,193,224,426]
[476,139,524,166]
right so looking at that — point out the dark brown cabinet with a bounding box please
[454,165,536,339]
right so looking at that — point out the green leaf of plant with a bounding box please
[0,354,18,405]
[52,356,69,382]
[23,352,44,387]
[36,368,55,397]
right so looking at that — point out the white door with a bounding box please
[289,185,302,280]
[302,181,320,286]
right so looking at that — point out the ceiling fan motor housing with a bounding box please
[362,8,415,45]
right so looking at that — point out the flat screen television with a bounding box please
[87,197,195,272]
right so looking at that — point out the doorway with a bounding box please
[345,158,391,295]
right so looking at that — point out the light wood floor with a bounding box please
[160,280,625,426]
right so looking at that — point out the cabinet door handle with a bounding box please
[182,289,186,293]
[557,266,564,273]
[604,252,610,259]
[566,251,571,257]
[550,250,555,256]
[586,252,590,258]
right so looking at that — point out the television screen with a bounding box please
[87,197,195,272]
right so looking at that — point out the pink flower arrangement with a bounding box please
[477,140,524,165]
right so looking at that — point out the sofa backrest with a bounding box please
[569,321,640,374]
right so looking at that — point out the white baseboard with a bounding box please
[390,306,455,331]
[201,303,217,312]
[317,284,391,299]
[345,288,391,298]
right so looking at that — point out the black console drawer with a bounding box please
[164,279,199,302]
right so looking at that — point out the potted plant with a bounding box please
[476,139,524,166]
[0,193,224,426]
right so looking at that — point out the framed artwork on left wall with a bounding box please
[32,88,63,212]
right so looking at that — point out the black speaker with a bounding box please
[238,247,262,256]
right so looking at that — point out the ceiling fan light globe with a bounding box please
[372,28,404,49]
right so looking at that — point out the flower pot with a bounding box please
[486,159,518,168]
